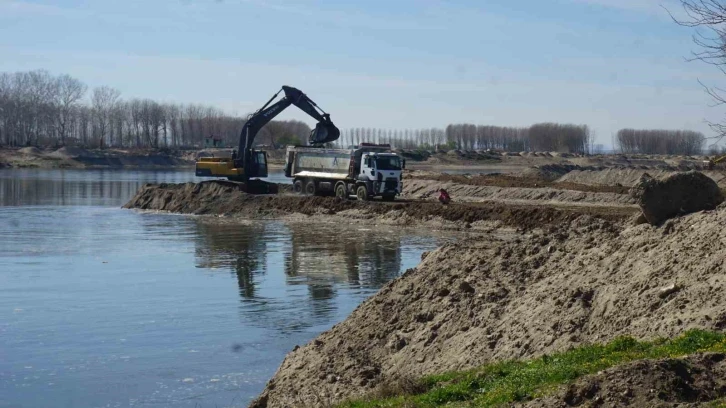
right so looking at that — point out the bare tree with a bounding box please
[617,128,705,155]
[670,1,726,140]
[54,74,86,146]
[91,86,121,148]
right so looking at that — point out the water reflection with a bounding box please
[191,220,412,333]
[193,221,404,299]
[284,224,402,289]
[193,221,269,299]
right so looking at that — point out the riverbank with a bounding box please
[121,164,726,407]
[0,146,195,169]
[248,203,726,407]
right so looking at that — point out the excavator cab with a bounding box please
[248,150,268,178]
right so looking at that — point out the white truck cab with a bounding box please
[357,153,404,200]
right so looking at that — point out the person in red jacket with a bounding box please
[438,188,451,204]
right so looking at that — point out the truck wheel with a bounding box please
[293,180,304,194]
[356,185,370,201]
[382,194,395,202]
[305,180,317,196]
[335,183,348,199]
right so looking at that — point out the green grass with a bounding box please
[340,330,726,408]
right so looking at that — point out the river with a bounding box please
[0,169,457,408]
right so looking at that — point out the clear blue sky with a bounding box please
[0,0,721,146]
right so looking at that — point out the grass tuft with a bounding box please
[340,330,726,408]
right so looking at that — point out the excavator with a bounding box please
[195,86,340,190]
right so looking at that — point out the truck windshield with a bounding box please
[375,156,401,170]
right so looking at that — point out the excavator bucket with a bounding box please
[309,122,340,145]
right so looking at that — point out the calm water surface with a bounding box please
[0,169,454,408]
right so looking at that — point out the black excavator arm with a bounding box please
[237,86,340,175]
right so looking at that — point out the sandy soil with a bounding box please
[559,167,726,188]
[118,162,726,408]
[124,181,636,232]
[402,177,636,208]
[250,204,726,407]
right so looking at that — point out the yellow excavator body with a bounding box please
[195,158,245,178]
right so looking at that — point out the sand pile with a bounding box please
[558,168,726,188]
[558,168,669,186]
[402,178,636,207]
[48,146,92,159]
[18,146,41,155]
[251,205,726,407]
[520,164,584,181]
[404,171,630,194]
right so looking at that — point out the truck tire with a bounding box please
[356,185,370,201]
[335,182,348,199]
[293,180,304,194]
[305,180,317,196]
[382,194,395,202]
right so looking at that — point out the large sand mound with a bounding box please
[251,206,726,407]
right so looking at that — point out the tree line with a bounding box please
[616,129,705,155]
[334,123,591,154]
[0,69,709,155]
[0,70,310,149]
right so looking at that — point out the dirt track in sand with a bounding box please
[124,181,636,230]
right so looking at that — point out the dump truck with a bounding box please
[284,144,404,201]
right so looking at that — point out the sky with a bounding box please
[0,0,723,146]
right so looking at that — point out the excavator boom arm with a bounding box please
[237,86,340,174]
